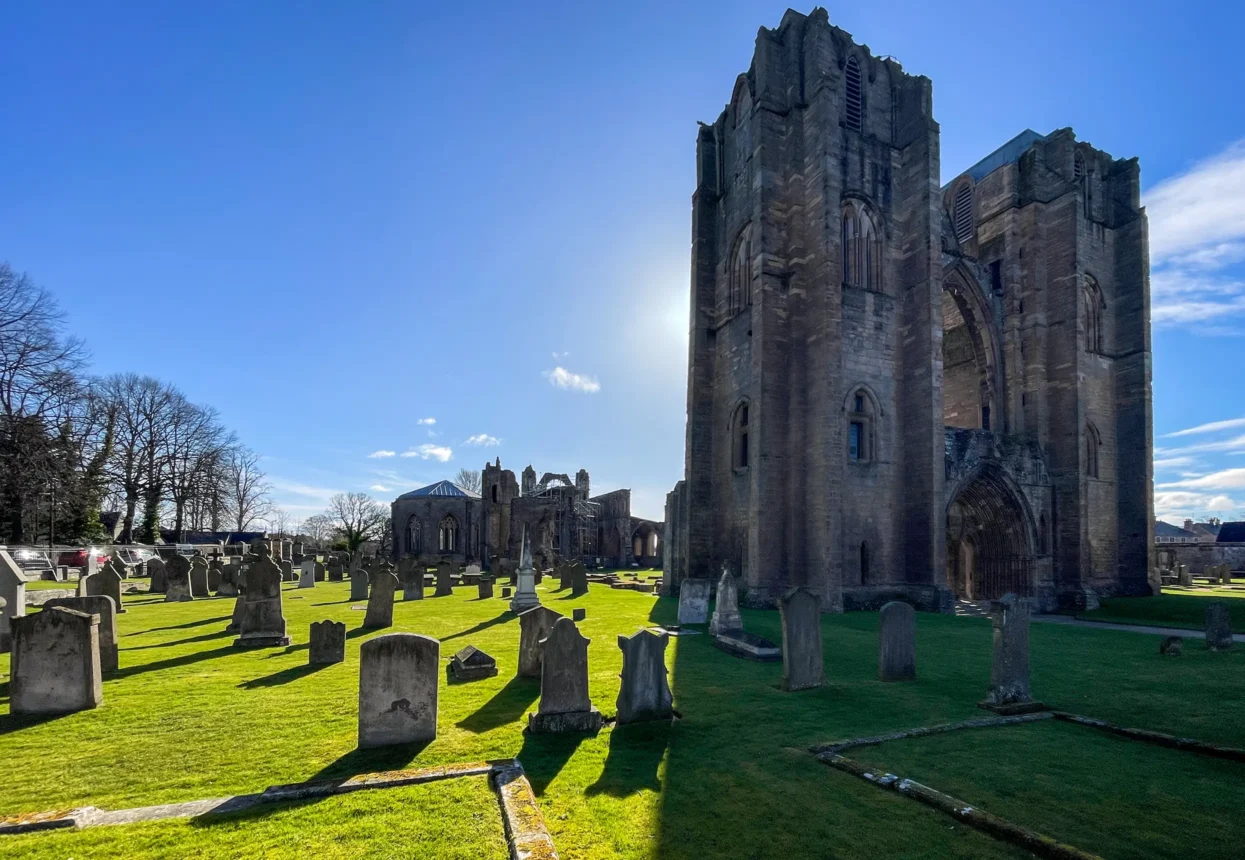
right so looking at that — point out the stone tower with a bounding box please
[667,8,1152,611]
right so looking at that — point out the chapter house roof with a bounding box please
[396,480,481,501]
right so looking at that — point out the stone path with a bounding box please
[1033,614,1245,643]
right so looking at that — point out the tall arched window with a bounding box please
[845,56,863,131]
[860,541,870,584]
[847,387,876,463]
[731,401,750,470]
[1083,274,1105,354]
[406,516,421,556]
[952,181,974,245]
[438,515,458,553]
[730,225,753,313]
[841,201,882,292]
[1073,152,1085,180]
[1085,423,1101,479]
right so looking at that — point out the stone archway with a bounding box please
[946,466,1035,600]
[942,272,1002,432]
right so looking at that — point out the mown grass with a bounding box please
[851,719,1245,860]
[1078,588,1245,631]
[23,579,78,591]
[2,578,1244,858]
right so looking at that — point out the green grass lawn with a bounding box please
[23,579,78,591]
[3,579,1245,858]
[1078,588,1245,631]
[851,719,1245,860]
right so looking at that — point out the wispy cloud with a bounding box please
[1157,467,1245,492]
[417,417,436,426]
[1157,434,1245,456]
[552,351,570,359]
[370,484,390,492]
[1147,141,1245,330]
[367,450,396,459]
[543,366,601,393]
[464,433,501,447]
[1155,490,1241,520]
[1153,456,1196,470]
[401,444,453,462]
[1164,417,1245,438]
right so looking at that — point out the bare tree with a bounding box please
[301,513,335,546]
[223,445,272,532]
[326,492,387,552]
[455,468,481,494]
[163,398,231,539]
[268,507,292,538]
[100,373,178,543]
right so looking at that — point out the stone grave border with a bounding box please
[0,758,558,860]
[809,710,1245,860]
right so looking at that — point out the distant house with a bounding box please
[1184,518,1222,543]
[1216,521,1245,543]
[1155,520,1199,544]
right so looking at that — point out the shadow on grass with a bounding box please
[585,720,671,797]
[310,739,434,783]
[516,729,589,795]
[441,611,512,644]
[113,644,237,679]
[0,701,75,733]
[124,628,232,650]
[457,676,540,734]
[130,615,230,635]
[238,662,330,689]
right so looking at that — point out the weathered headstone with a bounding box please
[45,595,119,673]
[10,606,102,715]
[478,578,494,600]
[86,559,125,614]
[510,526,541,612]
[779,587,824,691]
[980,593,1042,713]
[878,601,916,682]
[518,605,563,678]
[364,566,399,629]
[676,578,711,625]
[569,562,589,597]
[434,561,454,597]
[402,559,424,601]
[233,546,291,647]
[1205,601,1233,651]
[616,628,673,725]
[147,556,167,593]
[1178,564,1192,587]
[708,569,742,636]
[314,561,326,582]
[528,617,602,733]
[189,556,210,598]
[309,620,346,665]
[501,586,512,599]
[280,560,295,583]
[573,607,586,622]
[217,562,239,597]
[0,548,27,652]
[447,644,498,681]
[298,559,316,589]
[358,633,439,748]
[207,560,223,593]
[328,560,345,582]
[165,555,194,603]
[1159,635,1183,656]
[350,569,370,602]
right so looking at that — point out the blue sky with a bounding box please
[2,1,1243,524]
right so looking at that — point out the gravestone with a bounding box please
[573,607,586,622]
[87,559,125,614]
[189,556,210,598]
[510,526,541,612]
[0,549,26,652]
[403,559,424,601]
[298,559,316,589]
[358,633,439,748]
[555,563,570,591]
[1224,566,1234,585]
[528,617,602,733]
[676,578,711,625]
[615,628,673,725]
[708,569,743,636]
[165,556,194,602]
[217,562,239,597]
[569,562,589,597]
[314,561,326,582]
[478,578,494,600]
[980,593,1043,713]
[328,561,345,582]
[501,586,512,599]
[207,560,223,593]
[1159,635,1183,656]
[1178,564,1192,587]
[350,569,370,601]
[433,561,453,597]
[227,591,245,634]
[779,587,824,691]
[147,556,167,593]
[233,546,291,647]
[364,567,399,629]
[45,595,119,673]
[280,560,295,583]
[10,606,103,715]
[1205,602,1233,651]
[518,605,563,678]
[878,601,916,682]
[447,644,498,681]
[309,620,346,665]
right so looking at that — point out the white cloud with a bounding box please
[1157,467,1245,491]
[552,351,570,359]
[417,417,436,425]
[400,444,453,462]
[1146,141,1245,330]
[427,429,439,438]
[1164,417,1245,438]
[1157,434,1245,456]
[465,433,501,446]
[1155,490,1241,521]
[370,484,390,492]
[367,450,396,459]
[1153,456,1195,470]
[543,366,601,394]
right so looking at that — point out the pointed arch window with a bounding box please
[1085,423,1101,479]
[1083,274,1105,354]
[729,225,754,313]
[847,387,877,463]
[952,181,974,245]
[845,56,863,131]
[841,201,882,291]
[732,401,750,470]
[406,516,422,556]
[438,515,459,552]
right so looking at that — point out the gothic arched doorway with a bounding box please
[946,467,1035,599]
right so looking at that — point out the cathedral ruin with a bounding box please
[664,8,1154,611]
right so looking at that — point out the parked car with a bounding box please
[12,548,53,574]
[56,547,111,569]
[114,547,158,567]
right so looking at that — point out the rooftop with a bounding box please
[395,480,481,501]
[943,128,1048,190]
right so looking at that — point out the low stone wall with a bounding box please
[1157,543,1245,575]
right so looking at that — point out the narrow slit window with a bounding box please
[845,56,863,131]
[953,182,974,244]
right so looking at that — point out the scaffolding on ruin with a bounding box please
[535,480,599,561]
